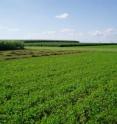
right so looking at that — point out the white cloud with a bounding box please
[90,28,115,37]
[91,30,104,37]
[41,31,57,35]
[76,32,84,36]
[56,13,69,19]
[7,28,20,32]
[105,28,114,33]
[0,26,20,32]
[1,27,116,43]
[103,28,115,37]
[39,28,75,36]
[60,28,75,33]
[86,28,117,43]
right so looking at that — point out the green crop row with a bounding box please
[0,51,117,124]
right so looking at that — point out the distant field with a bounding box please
[0,45,117,60]
[27,45,117,52]
[24,40,117,47]
[24,41,79,47]
[1,40,117,48]
[0,45,117,123]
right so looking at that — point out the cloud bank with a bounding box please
[56,13,69,19]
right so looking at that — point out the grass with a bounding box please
[1,45,117,60]
[0,46,117,124]
[27,45,117,52]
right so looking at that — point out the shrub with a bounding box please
[0,41,24,50]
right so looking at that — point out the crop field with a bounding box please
[0,45,117,124]
[27,45,117,52]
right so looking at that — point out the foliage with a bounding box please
[24,40,117,47]
[23,39,79,43]
[0,50,117,124]
[1,40,117,47]
[24,40,80,47]
[0,41,24,50]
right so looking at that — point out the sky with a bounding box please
[0,0,117,42]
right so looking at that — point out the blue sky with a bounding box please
[0,0,117,42]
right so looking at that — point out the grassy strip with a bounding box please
[0,52,117,123]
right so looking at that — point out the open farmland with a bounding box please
[0,45,117,124]
[0,0,117,123]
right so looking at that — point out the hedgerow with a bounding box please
[0,41,24,50]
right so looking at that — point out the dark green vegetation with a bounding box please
[24,40,80,47]
[0,45,117,124]
[0,41,24,50]
[24,40,117,47]
[0,40,80,47]
[1,40,117,48]
[24,40,79,43]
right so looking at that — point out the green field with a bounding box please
[27,45,117,52]
[0,46,117,124]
